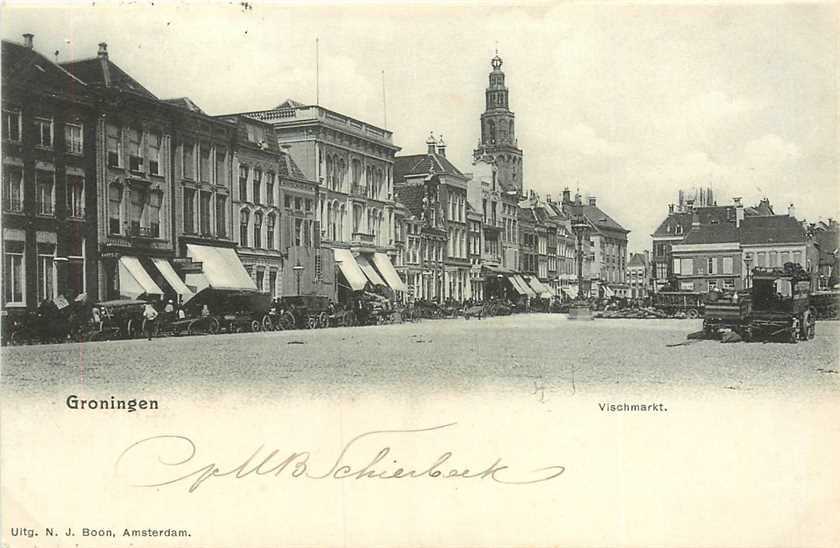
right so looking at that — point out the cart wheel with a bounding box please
[686,308,699,319]
[789,318,799,344]
[279,311,295,330]
[262,315,274,332]
[126,319,137,339]
[207,317,220,335]
[250,319,261,332]
[307,316,318,329]
[318,312,329,328]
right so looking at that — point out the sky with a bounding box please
[3,1,838,252]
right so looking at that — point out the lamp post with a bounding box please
[293,261,305,296]
[744,255,753,290]
[570,200,590,301]
[497,273,505,301]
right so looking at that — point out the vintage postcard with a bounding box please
[1,1,838,547]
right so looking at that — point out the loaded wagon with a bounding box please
[702,264,816,343]
[653,291,705,319]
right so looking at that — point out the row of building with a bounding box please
[2,34,630,319]
[625,187,839,301]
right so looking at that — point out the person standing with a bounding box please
[142,303,159,341]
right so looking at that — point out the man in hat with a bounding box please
[142,303,159,340]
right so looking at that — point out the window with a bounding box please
[305,199,312,212]
[109,184,123,234]
[792,251,802,265]
[35,170,54,216]
[769,251,778,267]
[256,269,265,291]
[149,192,163,238]
[295,218,302,246]
[253,169,262,204]
[199,191,212,235]
[780,251,790,266]
[215,149,227,186]
[722,257,734,275]
[253,211,263,248]
[147,132,161,175]
[37,243,56,303]
[239,165,249,201]
[215,195,227,237]
[183,188,196,234]
[65,123,83,154]
[723,279,736,290]
[66,175,84,218]
[269,269,277,298]
[672,258,681,275]
[106,124,121,167]
[199,147,211,182]
[240,210,249,247]
[67,237,85,297]
[183,142,195,179]
[34,117,53,148]
[129,187,147,235]
[680,258,693,276]
[3,165,23,212]
[757,252,767,267]
[707,257,718,275]
[266,213,276,250]
[4,240,24,304]
[284,195,291,209]
[247,124,266,144]
[708,280,717,291]
[127,128,143,172]
[294,197,302,211]
[3,109,21,142]
[266,173,275,206]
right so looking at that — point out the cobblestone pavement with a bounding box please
[2,315,838,398]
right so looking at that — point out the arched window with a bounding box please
[338,158,346,190]
[253,211,263,248]
[488,120,496,144]
[240,209,250,247]
[267,213,276,250]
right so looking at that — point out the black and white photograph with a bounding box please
[1,1,838,547]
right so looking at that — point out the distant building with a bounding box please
[670,215,742,293]
[578,195,629,298]
[626,252,651,300]
[740,210,809,286]
[810,218,839,289]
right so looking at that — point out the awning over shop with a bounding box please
[524,276,554,298]
[602,284,615,298]
[512,275,537,298]
[355,254,386,286]
[118,256,163,299]
[333,248,368,291]
[562,286,579,300]
[372,252,407,292]
[506,275,528,296]
[482,264,514,277]
[152,258,195,302]
[184,244,257,293]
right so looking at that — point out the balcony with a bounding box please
[128,224,158,239]
[352,231,375,244]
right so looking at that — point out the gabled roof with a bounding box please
[394,183,426,218]
[582,204,628,233]
[275,98,307,109]
[2,40,90,98]
[61,56,158,100]
[627,252,648,268]
[394,152,467,182]
[652,206,738,238]
[679,223,740,245]
[162,97,205,114]
[740,215,806,245]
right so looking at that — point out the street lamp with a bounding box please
[570,200,590,301]
[744,255,753,289]
[293,261,305,296]
[497,273,505,301]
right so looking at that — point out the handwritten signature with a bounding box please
[115,423,565,492]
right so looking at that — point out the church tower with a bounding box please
[473,52,524,194]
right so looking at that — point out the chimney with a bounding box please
[588,195,597,207]
[562,187,571,204]
[685,198,694,212]
[668,203,674,215]
[22,33,34,49]
[436,135,446,157]
[426,132,437,154]
[788,203,796,219]
[97,42,112,87]
[734,196,744,228]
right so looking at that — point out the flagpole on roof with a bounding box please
[381,70,388,128]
